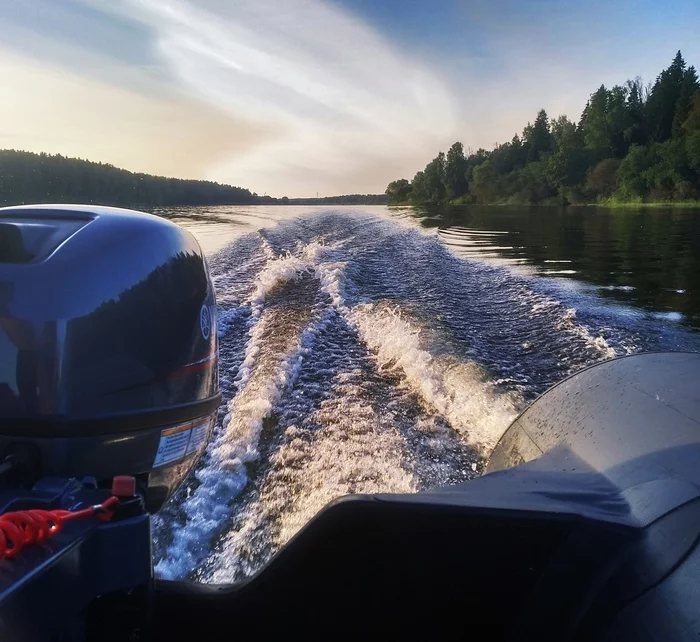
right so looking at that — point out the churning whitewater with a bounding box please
[153,210,698,583]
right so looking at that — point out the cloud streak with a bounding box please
[0,49,276,179]
[85,0,459,196]
[1,0,698,196]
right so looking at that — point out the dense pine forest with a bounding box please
[386,52,700,206]
[0,150,386,207]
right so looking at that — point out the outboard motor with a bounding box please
[0,204,220,510]
[0,205,220,641]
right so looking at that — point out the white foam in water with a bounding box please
[526,293,617,362]
[312,255,519,452]
[559,308,617,360]
[179,238,516,582]
[157,215,670,583]
[314,260,349,311]
[155,251,331,580]
[600,285,636,292]
[216,305,248,338]
[315,244,618,450]
[259,235,278,261]
[155,319,271,579]
[246,239,337,310]
[348,304,518,452]
[208,238,272,306]
[652,311,684,322]
[205,368,417,582]
[247,253,311,310]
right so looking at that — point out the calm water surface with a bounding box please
[151,204,700,583]
[426,205,700,328]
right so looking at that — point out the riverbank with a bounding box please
[395,199,700,209]
[386,53,700,213]
[594,199,700,208]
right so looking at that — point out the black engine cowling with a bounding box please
[0,204,220,511]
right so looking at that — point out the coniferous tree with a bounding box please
[672,66,700,138]
[581,86,611,151]
[647,51,687,142]
[389,50,700,206]
[624,77,648,146]
[524,110,553,162]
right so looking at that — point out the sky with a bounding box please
[0,0,698,197]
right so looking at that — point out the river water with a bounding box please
[151,204,700,583]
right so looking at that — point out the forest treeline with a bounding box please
[282,194,387,205]
[0,149,386,207]
[386,51,700,206]
[0,150,259,207]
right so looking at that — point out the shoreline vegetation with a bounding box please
[587,200,700,209]
[386,51,700,209]
[0,149,387,208]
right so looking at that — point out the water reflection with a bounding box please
[161,203,700,331]
[413,205,700,330]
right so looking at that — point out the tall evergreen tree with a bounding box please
[551,115,581,152]
[682,92,700,134]
[646,51,687,142]
[607,85,632,157]
[581,86,610,151]
[524,109,553,162]
[624,77,648,146]
[672,66,700,137]
[510,134,527,167]
[490,137,526,175]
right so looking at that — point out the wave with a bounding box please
[348,302,518,452]
[156,257,326,579]
[154,210,700,583]
[204,362,418,582]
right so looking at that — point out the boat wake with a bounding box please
[154,210,698,582]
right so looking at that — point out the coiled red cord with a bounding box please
[0,496,119,560]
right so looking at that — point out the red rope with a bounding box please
[0,496,119,560]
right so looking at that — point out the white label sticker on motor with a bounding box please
[186,419,210,455]
[153,423,191,467]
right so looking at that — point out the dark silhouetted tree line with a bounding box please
[0,150,258,207]
[282,194,388,205]
[387,51,700,206]
[0,150,389,207]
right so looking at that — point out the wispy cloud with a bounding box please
[1,0,698,195]
[0,48,276,179]
[78,0,458,196]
